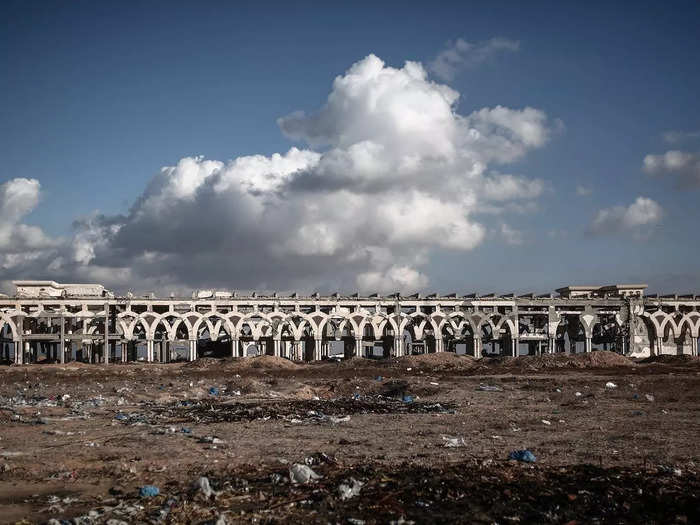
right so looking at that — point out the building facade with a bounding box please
[1,281,699,364]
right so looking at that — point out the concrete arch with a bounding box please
[0,313,20,340]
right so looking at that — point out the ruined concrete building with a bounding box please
[1,280,698,364]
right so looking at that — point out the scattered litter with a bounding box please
[508,450,536,463]
[208,387,220,396]
[289,463,322,484]
[645,394,655,402]
[402,395,414,403]
[429,382,439,386]
[605,382,617,389]
[541,419,551,425]
[442,435,467,448]
[199,436,225,445]
[477,384,502,392]
[575,392,582,397]
[338,478,364,500]
[194,476,214,498]
[139,485,160,498]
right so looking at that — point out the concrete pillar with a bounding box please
[585,337,592,353]
[512,337,518,357]
[145,339,154,362]
[473,338,482,359]
[548,336,556,355]
[231,338,239,358]
[314,338,322,361]
[656,335,664,356]
[273,338,281,357]
[14,341,22,364]
[435,337,444,353]
[537,340,542,356]
[104,303,110,364]
[121,343,127,362]
[58,314,65,364]
[692,337,698,357]
[188,340,197,361]
[354,337,362,358]
[393,337,403,357]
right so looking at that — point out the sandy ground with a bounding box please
[0,352,699,524]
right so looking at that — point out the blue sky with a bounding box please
[1,1,699,294]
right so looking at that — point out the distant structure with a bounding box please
[0,280,698,364]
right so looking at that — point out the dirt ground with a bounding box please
[0,352,699,524]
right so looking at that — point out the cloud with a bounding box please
[428,37,520,81]
[588,197,663,236]
[643,150,700,187]
[2,54,555,294]
[500,223,524,246]
[0,179,60,272]
[662,130,700,144]
[576,185,592,196]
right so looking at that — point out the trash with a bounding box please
[194,476,214,498]
[376,376,383,381]
[429,381,439,386]
[645,394,655,402]
[477,384,502,392]
[199,436,225,445]
[442,435,467,448]
[289,463,322,484]
[139,485,160,498]
[575,392,582,397]
[115,413,128,421]
[508,450,536,463]
[338,477,364,500]
[328,415,351,424]
[209,387,220,396]
[605,382,617,389]
[402,395,414,403]
[541,419,551,425]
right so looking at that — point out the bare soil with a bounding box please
[0,352,698,524]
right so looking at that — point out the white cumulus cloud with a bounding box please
[588,197,663,236]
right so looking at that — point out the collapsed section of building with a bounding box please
[0,280,698,364]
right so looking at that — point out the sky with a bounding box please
[1,1,700,295]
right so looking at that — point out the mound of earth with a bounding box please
[232,355,300,370]
[391,352,480,371]
[497,351,634,370]
[640,354,700,365]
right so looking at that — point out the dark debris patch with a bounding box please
[141,396,457,425]
[70,462,700,524]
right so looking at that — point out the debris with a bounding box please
[541,419,551,425]
[338,477,364,500]
[605,382,617,389]
[402,394,415,403]
[442,435,467,448]
[645,394,655,402]
[194,476,214,498]
[328,415,351,424]
[508,450,536,463]
[289,463,322,484]
[477,384,502,392]
[575,392,582,397]
[209,387,220,396]
[139,485,160,498]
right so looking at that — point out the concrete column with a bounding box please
[435,337,443,353]
[145,339,154,362]
[354,337,362,358]
[692,337,698,357]
[59,314,65,364]
[585,337,592,353]
[656,336,664,356]
[273,338,281,357]
[393,337,403,357]
[548,336,556,355]
[14,341,22,364]
[188,340,197,361]
[121,343,127,362]
[473,338,482,359]
[537,340,542,356]
[511,338,518,357]
[231,338,239,358]
[313,338,322,361]
[104,303,110,364]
